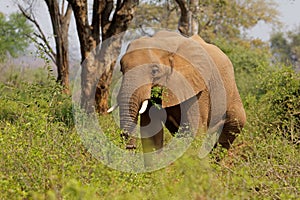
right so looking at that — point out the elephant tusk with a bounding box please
[139,100,149,114]
[107,104,119,113]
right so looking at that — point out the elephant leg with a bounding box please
[141,128,164,153]
[140,106,164,153]
[165,106,180,136]
[165,115,179,135]
[218,104,246,149]
[140,106,164,167]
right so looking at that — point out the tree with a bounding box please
[270,32,291,64]
[196,0,279,41]
[270,28,300,70]
[67,0,138,113]
[18,0,72,94]
[134,0,279,41]
[0,12,32,62]
[133,0,198,36]
[132,0,178,31]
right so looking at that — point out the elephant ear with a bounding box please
[159,53,207,108]
[151,32,218,108]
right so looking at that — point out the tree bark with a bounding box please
[175,0,199,36]
[45,0,72,94]
[96,0,138,113]
[67,0,96,112]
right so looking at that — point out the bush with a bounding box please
[257,66,300,143]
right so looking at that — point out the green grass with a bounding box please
[0,64,299,200]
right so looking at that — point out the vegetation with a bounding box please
[19,0,73,94]
[270,27,300,70]
[16,0,280,114]
[0,1,299,199]
[134,0,279,41]
[1,41,299,199]
[0,12,32,62]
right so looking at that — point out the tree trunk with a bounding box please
[175,0,199,36]
[95,37,122,113]
[45,0,72,94]
[95,0,138,114]
[95,62,114,113]
[19,0,72,94]
[189,0,199,35]
[67,0,97,112]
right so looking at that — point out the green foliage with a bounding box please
[133,0,279,41]
[0,12,33,62]
[0,63,48,86]
[214,37,272,98]
[0,70,75,199]
[1,30,299,199]
[150,86,164,108]
[132,0,178,30]
[270,28,300,70]
[218,33,300,143]
[0,65,299,199]
[254,66,300,142]
[197,0,279,41]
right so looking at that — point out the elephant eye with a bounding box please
[151,66,160,76]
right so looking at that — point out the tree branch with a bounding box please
[61,0,65,14]
[64,2,73,20]
[103,0,138,40]
[101,0,114,40]
[91,0,101,44]
[62,3,73,30]
[25,33,56,64]
[174,0,189,35]
[18,4,56,62]
[67,0,94,61]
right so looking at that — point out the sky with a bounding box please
[0,0,300,46]
[248,0,300,40]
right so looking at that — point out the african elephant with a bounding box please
[109,31,246,155]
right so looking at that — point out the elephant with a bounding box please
[109,31,246,156]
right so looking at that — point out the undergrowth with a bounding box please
[0,63,299,199]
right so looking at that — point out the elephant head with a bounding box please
[110,31,230,150]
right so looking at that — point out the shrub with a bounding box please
[258,66,300,143]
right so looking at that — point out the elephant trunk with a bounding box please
[118,80,151,148]
[118,92,139,134]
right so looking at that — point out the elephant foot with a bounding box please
[126,143,136,149]
[120,132,136,149]
[125,138,136,150]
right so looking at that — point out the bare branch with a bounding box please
[67,0,94,61]
[101,0,114,39]
[25,33,56,64]
[64,2,73,20]
[174,0,189,35]
[18,4,56,62]
[103,0,138,40]
[59,2,72,31]
[61,0,65,14]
